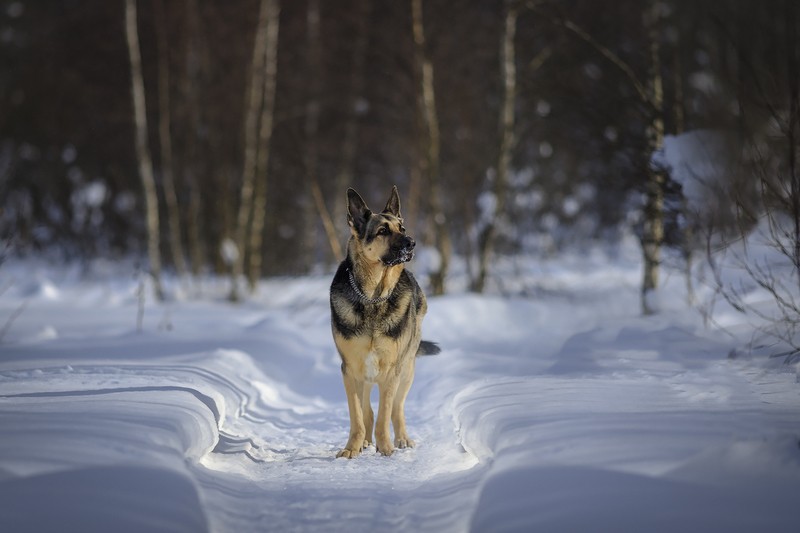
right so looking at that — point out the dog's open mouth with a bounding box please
[383,248,414,266]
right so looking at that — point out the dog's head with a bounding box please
[347,186,415,267]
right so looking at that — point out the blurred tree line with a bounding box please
[0,0,797,312]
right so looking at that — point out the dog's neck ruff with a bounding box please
[347,267,391,304]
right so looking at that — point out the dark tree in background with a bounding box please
[0,0,797,315]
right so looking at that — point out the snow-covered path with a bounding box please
[1,257,799,532]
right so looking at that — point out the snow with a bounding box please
[657,129,730,213]
[1,244,799,532]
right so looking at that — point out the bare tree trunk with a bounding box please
[125,0,164,301]
[153,0,187,279]
[215,167,235,276]
[181,0,209,277]
[185,178,204,270]
[473,2,518,293]
[559,10,665,313]
[412,0,450,296]
[334,0,370,235]
[230,0,273,301]
[641,0,665,315]
[246,0,280,291]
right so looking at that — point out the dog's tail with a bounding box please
[417,340,441,356]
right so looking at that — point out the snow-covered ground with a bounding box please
[1,241,799,532]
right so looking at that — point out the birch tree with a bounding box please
[473,1,518,293]
[230,0,280,300]
[559,1,666,315]
[153,0,187,279]
[412,0,451,295]
[125,0,164,301]
[246,0,280,291]
[640,1,666,315]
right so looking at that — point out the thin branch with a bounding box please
[709,14,783,126]
[704,229,745,313]
[309,177,344,261]
[558,18,652,108]
[527,45,553,72]
[0,300,27,343]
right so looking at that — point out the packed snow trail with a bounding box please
[1,257,799,532]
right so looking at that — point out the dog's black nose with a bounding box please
[405,237,416,249]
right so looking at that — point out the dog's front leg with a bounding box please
[392,362,415,449]
[375,376,398,456]
[337,371,365,459]
[362,382,374,449]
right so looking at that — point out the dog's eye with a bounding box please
[376,227,389,236]
[399,225,406,234]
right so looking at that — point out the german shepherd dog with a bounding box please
[330,186,439,458]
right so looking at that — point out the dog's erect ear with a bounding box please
[347,188,371,235]
[382,185,401,218]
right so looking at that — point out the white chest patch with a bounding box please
[364,351,380,382]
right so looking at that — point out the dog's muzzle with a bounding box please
[383,237,415,266]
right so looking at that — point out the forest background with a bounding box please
[1,0,798,323]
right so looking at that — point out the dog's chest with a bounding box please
[336,336,398,383]
[364,350,380,382]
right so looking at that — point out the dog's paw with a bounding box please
[336,447,361,459]
[394,437,415,449]
[376,440,394,457]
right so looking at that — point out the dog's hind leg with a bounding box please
[337,371,366,459]
[392,363,416,449]
[361,382,374,449]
